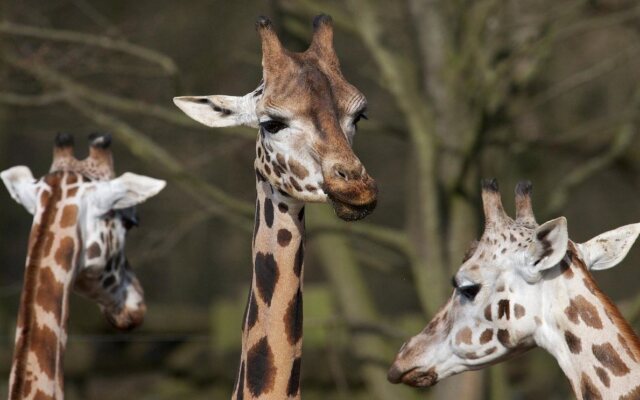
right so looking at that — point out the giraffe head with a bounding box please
[388,179,640,387]
[1,133,165,330]
[174,15,377,221]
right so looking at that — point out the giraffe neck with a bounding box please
[536,246,640,399]
[233,173,305,400]
[9,173,80,400]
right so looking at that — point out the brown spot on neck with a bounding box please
[564,330,582,354]
[580,372,602,400]
[568,243,640,360]
[592,342,630,376]
[59,204,78,228]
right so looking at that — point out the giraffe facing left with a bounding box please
[1,133,165,400]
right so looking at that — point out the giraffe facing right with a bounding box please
[1,133,165,400]
[388,179,640,399]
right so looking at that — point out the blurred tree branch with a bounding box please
[5,55,255,230]
[0,21,178,75]
[3,55,256,139]
[531,43,640,109]
[543,104,639,217]
[0,91,67,106]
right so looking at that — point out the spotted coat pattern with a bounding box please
[388,180,640,400]
[6,134,162,400]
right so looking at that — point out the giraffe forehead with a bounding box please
[261,62,363,116]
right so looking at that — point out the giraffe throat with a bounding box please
[10,172,81,400]
[233,173,305,400]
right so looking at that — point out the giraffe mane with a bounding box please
[568,242,640,363]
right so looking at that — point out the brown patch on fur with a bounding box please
[289,177,303,191]
[592,342,630,376]
[484,305,492,321]
[30,324,59,380]
[277,229,292,247]
[455,327,473,345]
[54,237,75,271]
[593,366,610,388]
[564,331,582,354]
[33,390,52,400]
[66,187,78,198]
[565,302,579,324]
[59,204,78,228]
[566,295,602,329]
[35,268,64,320]
[514,304,526,319]
[479,329,493,344]
[618,333,637,363]
[559,257,573,279]
[485,347,497,355]
[287,158,309,179]
[276,153,287,169]
[87,242,101,259]
[580,373,602,400]
[465,352,479,360]
[568,243,640,363]
[620,385,640,400]
[497,329,510,347]
[498,299,510,320]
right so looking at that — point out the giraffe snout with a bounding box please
[322,161,377,221]
[104,302,147,331]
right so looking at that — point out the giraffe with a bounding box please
[387,179,640,399]
[173,15,377,400]
[1,133,165,400]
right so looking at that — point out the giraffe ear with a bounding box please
[577,223,640,271]
[1,166,38,214]
[173,92,259,129]
[93,173,166,213]
[521,217,568,281]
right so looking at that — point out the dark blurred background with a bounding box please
[1,0,640,399]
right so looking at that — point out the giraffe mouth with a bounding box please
[388,366,439,387]
[327,193,377,221]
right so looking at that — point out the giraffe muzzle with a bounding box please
[321,160,377,221]
[387,365,439,387]
[103,303,146,331]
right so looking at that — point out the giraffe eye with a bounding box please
[458,284,482,301]
[353,112,368,128]
[260,120,287,134]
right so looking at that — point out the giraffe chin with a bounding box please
[328,195,377,221]
[391,367,439,388]
[103,307,146,331]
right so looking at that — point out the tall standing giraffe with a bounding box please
[388,179,640,399]
[1,133,165,400]
[174,15,377,400]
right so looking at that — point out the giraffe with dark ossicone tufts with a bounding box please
[2,133,165,400]
[174,14,378,400]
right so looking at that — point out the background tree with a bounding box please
[1,0,639,399]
